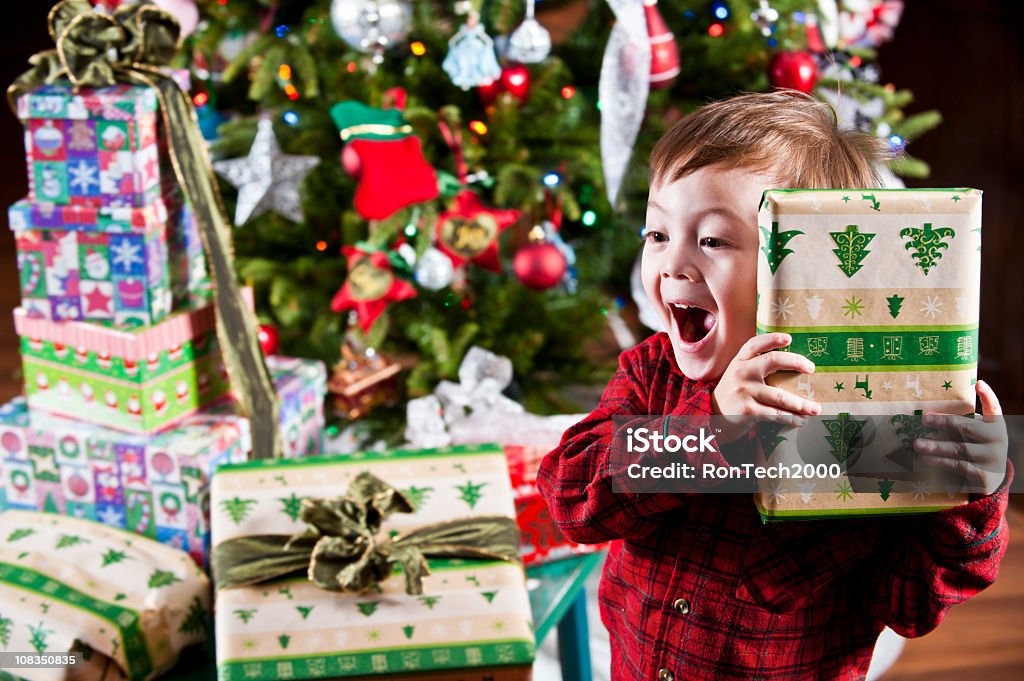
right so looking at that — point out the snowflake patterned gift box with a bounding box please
[14,304,231,434]
[0,509,211,680]
[753,188,982,519]
[16,77,187,208]
[8,196,212,327]
[0,396,250,566]
[211,445,535,681]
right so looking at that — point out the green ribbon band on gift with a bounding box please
[214,471,521,596]
[0,561,153,678]
[8,0,281,459]
[756,326,979,369]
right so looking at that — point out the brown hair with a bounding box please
[649,90,889,189]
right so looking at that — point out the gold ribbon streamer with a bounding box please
[9,0,281,459]
[213,472,521,595]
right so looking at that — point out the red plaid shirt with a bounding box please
[537,333,1012,681]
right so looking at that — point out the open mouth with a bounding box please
[669,303,717,346]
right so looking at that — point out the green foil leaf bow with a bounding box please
[214,472,521,596]
[8,1,282,459]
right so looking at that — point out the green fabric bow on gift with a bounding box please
[9,0,179,95]
[8,0,282,460]
[214,472,521,596]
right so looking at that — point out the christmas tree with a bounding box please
[179,0,937,435]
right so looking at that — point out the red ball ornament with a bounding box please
[500,64,531,102]
[768,51,818,93]
[477,79,502,106]
[514,241,567,290]
[257,323,279,355]
[644,0,680,90]
[341,144,361,178]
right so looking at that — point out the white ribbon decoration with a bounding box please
[599,0,651,205]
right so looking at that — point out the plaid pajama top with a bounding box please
[537,333,1012,681]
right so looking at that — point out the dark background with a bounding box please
[0,0,1022,412]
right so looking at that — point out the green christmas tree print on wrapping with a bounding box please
[900,223,956,275]
[55,534,90,550]
[148,569,182,588]
[7,528,34,542]
[28,622,51,653]
[279,493,303,522]
[457,481,487,509]
[402,486,434,510]
[830,225,875,277]
[891,411,937,449]
[101,549,129,567]
[221,497,258,525]
[0,613,11,649]
[756,422,787,459]
[886,294,905,319]
[178,596,208,636]
[878,479,895,501]
[823,413,866,464]
[759,222,804,275]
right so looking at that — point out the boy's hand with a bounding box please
[711,333,822,443]
[915,380,1008,497]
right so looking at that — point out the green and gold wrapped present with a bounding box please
[0,509,210,680]
[754,188,982,519]
[210,445,535,680]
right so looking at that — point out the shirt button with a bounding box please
[658,669,675,681]
[696,526,711,539]
[673,598,690,615]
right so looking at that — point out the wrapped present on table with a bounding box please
[0,509,210,680]
[15,304,229,433]
[211,444,535,680]
[0,396,250,565]
[0,356,325,564]
[9,195,211,326]
[754,188,983,519]
[405,346,598,565]
[207,355,328,459]
[15,74,189,208]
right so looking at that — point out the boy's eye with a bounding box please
[700,237,725,248]
[643,229,667,243]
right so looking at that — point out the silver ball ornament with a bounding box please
[330,0,412,63]
[414,247,455,291]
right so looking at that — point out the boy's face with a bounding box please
[643,165,771,382]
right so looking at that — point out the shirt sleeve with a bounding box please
[536,346,733,544]
[864,460,1014,637]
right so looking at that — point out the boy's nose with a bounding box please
[661,253,700,281]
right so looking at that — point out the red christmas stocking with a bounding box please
[347,137,439,220]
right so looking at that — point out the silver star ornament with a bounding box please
[213,116,320,225]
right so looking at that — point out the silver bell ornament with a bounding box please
[506,0,551,63]
[330,0,413,64]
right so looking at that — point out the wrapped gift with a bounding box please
[211,445,535,680]
[0,396,250,565]
[15,304,230,433]
[9,195,211,326]
[754,188,982,519]
[206,355,328,459]
[505,444,606,566]
[16,77,186,208]
[0,509,210,681]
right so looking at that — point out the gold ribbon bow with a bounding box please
[213,472,520,596]
[9,0,281,459]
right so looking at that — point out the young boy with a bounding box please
[537,91,1013,680]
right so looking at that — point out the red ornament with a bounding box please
[768,51,818,93]
[514,241,567,290]
[500,64,531,102]
[331,246,417,332]
[435,190,520,272]
[341,144,361,177]
[477,79,502,106]
[257,323,279,355]
[644,0,680,89]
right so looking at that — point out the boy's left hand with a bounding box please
[914,380,1008,497]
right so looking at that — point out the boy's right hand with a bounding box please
[711,333,822,443]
